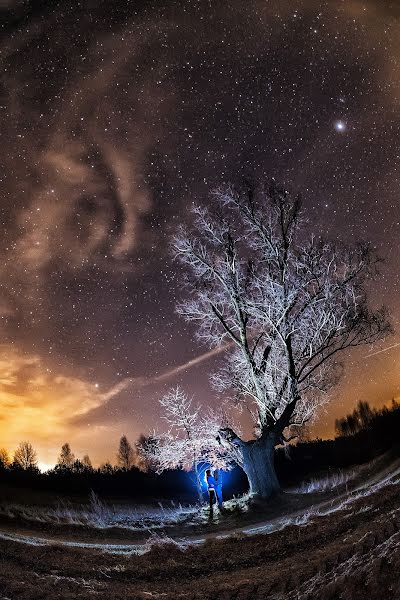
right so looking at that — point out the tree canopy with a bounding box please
[172,181,391,496]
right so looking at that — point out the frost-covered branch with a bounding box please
[139,387,237,499]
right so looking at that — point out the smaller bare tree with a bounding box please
[82,454,93,471]
[117,435,135,470]
[13,441,38,471]
[0,447,10,468]
[140,387,235,501]
[57,443,75,470]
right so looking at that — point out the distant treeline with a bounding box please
[0,434,247,502]
[0,434,143,475]
[1,400,399,502]
[0,453,247,503]
[275,399,400,485]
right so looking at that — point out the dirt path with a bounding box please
[1,453,399,553]
[0,471,399,599]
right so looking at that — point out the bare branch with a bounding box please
[172,181,391,447]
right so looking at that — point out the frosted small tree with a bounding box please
[13,441,38,471]
[141,387,232,501]
[117,435,135,470]
[137,434,161,470]
[174,181,391,498]
[57,443,75,470]
[135,434,158,472]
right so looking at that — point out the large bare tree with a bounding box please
[173,181,391,498]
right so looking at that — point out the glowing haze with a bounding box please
[1,0,400,466]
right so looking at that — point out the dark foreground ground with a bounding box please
[0,466,399,600]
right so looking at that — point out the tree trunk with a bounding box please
[193,461,203,503]
[241,435,280,499]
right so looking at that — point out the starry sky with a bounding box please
[1,0,400,468]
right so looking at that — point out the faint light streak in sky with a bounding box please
[103,343,232,399]
[153,343,231,383]
[365,342,400,358]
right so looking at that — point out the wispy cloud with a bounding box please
[0,346,123,464]
[76,342,231,420]
[0,343,229,464]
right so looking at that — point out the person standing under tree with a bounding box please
[206,469,217,513]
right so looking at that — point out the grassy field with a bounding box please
[0,454,399,599]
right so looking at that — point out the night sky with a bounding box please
[1,0,400,468]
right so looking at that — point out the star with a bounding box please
[0,0,399,462]
[334,120,346,132]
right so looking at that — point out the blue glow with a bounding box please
[189,462,236,495]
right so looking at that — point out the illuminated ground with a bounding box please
[0,454,399,599]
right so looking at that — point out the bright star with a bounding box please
[334,120,346,132]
